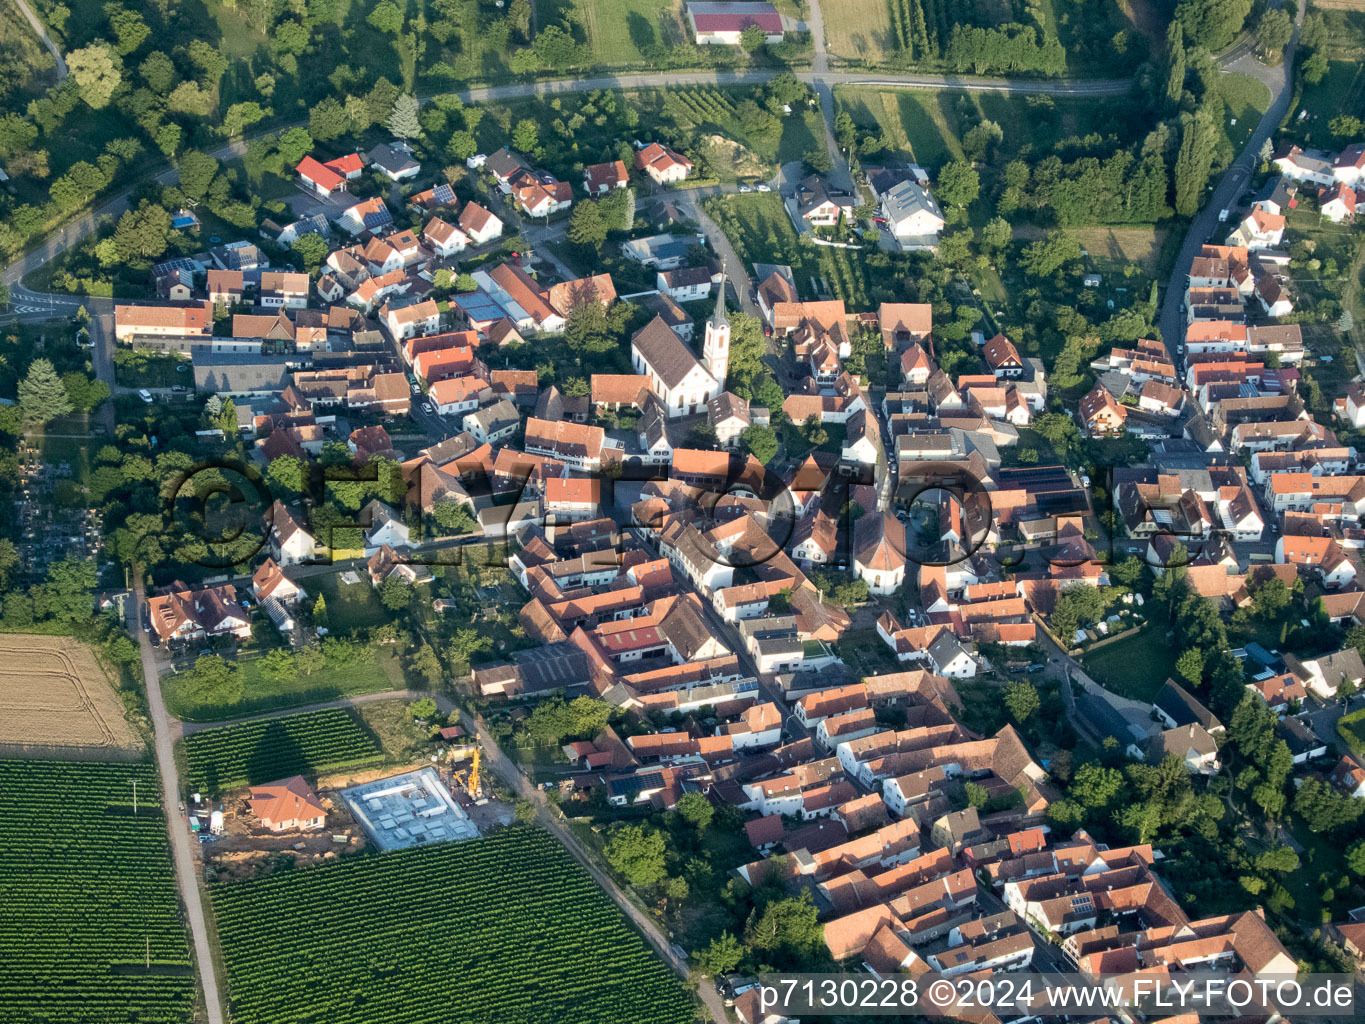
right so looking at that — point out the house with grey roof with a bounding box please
[881,179,946,250]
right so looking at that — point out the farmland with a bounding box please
[0,634,141,756]
[184,708,385,794]
[211,827,695,1024]
[0,760,195,1023]
[538,0,690,67]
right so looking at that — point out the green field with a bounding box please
[1215,73,1270,151]
[539,0,689,67]
[211,827,695,1024]
[835,86,1143,168]
[1081,627,1178,702]
[162,647,400,722]
[184,708,385,794]
[0,760,195,1023]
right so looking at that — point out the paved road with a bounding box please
[128,577,224,1024]
[806,0,854,194]
[681,197,761,320]
[11,0,66,78]
[1155,5,1304,368]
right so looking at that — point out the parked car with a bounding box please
[138,389,154,403]
[421,402,434,415]
[738,185,753,193]
[756,184,771,192]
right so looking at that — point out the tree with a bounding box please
[309,97,348,142]
[1293,777,1364,832]
[740,424,779,464]
[567,200,608,249]
[295,644,325,675]
[432,500,475,534]
[448,627,493,666]
[981,216,1012,256]
[367,0,403,34]
[408,697,438,720]
[936,160,980,208]
[386,94,422,141]
[184,654,242,706]
[1303,51,1329,85]
[1002,680,1040,723]
[1175,648,1204,688]
[1175,0,1253,53]
[1162,20,1186,110]
[1330,115,1364,139]
[409,645,442,686]
[513,798,538,823]
[0,539,18,588]
[1347,838,1365,878]
[802,147,832,174]
[605,824,667,886]
[745,891,823,964]
[63,373,109,412]
[1254,9,1292,64]
[292,233,329,269]
[675,792,714,833]
[512,118,539,153]
[222,102,268,138]
[276,127,314,167]
[962,120,1003,162]
[448,130,477,161]
[379,575,413,612]
[105,5,150,55]
[177,151,219,201]
[19,359,73,422]
[259,648,298,684]
[1020,231,1083,278]
[1174,109,1217,216]
[67,45,122,109]
[740,24,766,51]
[697,931,743,975]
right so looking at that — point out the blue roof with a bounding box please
[452,289,506,323]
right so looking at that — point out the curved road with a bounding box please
[1156,5,1304,368]
[11,0,66,79]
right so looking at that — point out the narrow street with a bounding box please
[1156,5,1304,368]
[128,577,224,1024]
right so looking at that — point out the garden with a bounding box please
[210,827,696,1024]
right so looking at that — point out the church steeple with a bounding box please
[702,274,730,386]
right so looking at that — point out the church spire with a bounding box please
[709,272,729,330]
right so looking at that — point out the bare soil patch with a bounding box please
[0,635,141,754]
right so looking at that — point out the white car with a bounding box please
[738,185,753,193]
[138,389,154,403]
[756,184,771,192]
[421,402,434,415]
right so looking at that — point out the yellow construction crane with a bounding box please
[468,748,481,799]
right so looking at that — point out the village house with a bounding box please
[634,142,694,185]
[248,776,327,831]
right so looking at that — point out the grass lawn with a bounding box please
[703,192,876,304]
[1081,627,1177,702]
[835,627,904,677]
[835,87,1145,169]
[162,647,402,722]
[1338,708,1365,760]
[824,0,898,64]
[538,0,688,66]
[1215,73,1270,151]
[114,349,192,389]
[302,571,397,635]
[1291,59,1365,149]
[33,429,93,485]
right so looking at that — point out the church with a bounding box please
[630,281,730,418]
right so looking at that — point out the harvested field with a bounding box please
[0,635,141,755]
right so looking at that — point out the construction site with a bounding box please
[340,750,492,852]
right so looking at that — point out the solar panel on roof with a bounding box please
[432,183,455,205]
[363,210,392,228]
